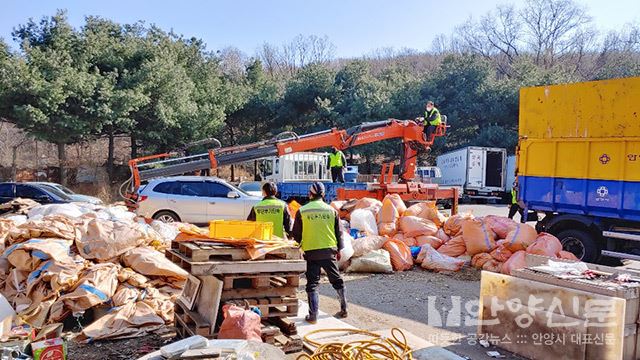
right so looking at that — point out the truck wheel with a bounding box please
[557,229,599,263]
[153,210,181,223]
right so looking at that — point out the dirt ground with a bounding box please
[307,268,524,360]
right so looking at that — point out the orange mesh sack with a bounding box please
[462,219,496,255]
[403,202,446,227]
[490,245,513,262]
[399,216,438,238]
[354,198,382,217]
[526,233,562,257]
[382,239,413,271]
[377,198,399,223]
[503,223,538,252]
[471,253,493,269]
[482,259,503,273]
[415,235,443,249]
[435,228,450,243]
[218,304,262,341]
[444,213,474,236]
[383,194,407,215]
[501,250,527,275]
[378,223,397,237]
[558,250,579,261]
[437,235,466,257]
[484,215,518,239]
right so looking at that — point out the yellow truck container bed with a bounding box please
[519,77,640,139]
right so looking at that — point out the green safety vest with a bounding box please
[299,199,338,252]
[511,189,517,204]
[329,151,344,168]
[425,108,442,126]
[254,198,286,238]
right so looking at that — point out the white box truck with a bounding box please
[436,146,506,201]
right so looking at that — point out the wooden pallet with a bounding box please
[174,302,212,338]
[225,297,299,319]
[167,249,306,275]
[219,272,300,302]
[172,242,302,262]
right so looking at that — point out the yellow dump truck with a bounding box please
[518,76,640,262]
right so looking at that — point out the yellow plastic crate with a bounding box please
[209,220,273,240]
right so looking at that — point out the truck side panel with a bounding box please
[519,138,640,222]
[436,148,468,186]
[519,77,640,139]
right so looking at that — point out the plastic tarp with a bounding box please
[346,250,393,273]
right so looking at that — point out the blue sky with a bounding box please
[1,0,639,57]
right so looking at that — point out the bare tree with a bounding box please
[218,46,248,79]
[520,0,593,67]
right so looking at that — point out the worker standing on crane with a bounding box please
[247,182,292,238]
[423,101,442,141]
[292,182,348,324]
[327,147,347,183]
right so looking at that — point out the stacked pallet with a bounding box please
[166,240,306,353]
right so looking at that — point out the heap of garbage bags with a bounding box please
[331,195,579,274]
[0,201,188,342]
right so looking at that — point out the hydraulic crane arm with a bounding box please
[126,118,447,194]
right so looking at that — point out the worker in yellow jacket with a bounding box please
[327,147,347,183]
[292,182,347,324]
[247,182,292,238]
[423,101,442,141]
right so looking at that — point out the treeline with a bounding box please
[1,0,639,183]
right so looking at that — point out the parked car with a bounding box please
[238,181,263,197]
[0,182,73,205]
[136,176,261,224]
[31,182,103,205]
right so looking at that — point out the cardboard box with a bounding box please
[32,338,66,360]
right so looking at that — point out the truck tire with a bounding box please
[153,210,181,223]
[557,229,599,263]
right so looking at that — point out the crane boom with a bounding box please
[126,118,447,196]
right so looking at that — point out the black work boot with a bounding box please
[305,291,319,324]
[334,288,348,319]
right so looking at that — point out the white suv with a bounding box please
[136,176,261,224]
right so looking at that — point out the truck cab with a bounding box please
[258,152,330,182]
